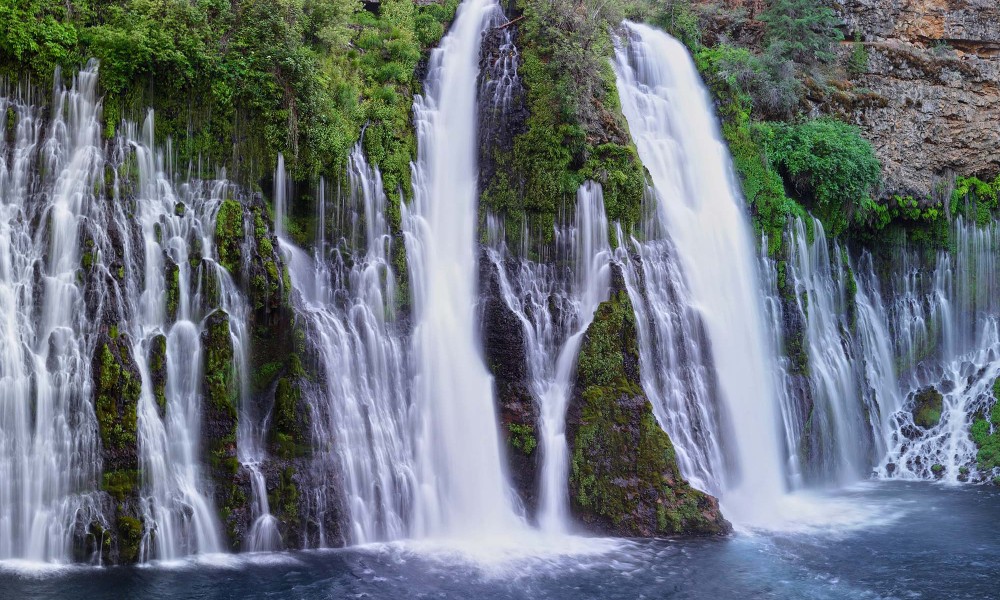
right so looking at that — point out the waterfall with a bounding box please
[762,217,900,486]
[279,146,415,545]
[615,212,730,497]
[878,218,1000,482]
[403,0,522,536]
[486,182,611,533]
[786,218,879,482]
[124,113,229,559]
[613,23,786,516]
[0,64,105,562]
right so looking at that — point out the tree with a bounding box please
[760,0,844,65]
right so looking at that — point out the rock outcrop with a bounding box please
[565,268,730,537]
[833,0,1000,200]
[480,252,540,518]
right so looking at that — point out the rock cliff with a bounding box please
[834,0,1000,200]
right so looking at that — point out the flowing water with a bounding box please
[486,182,611,532]
[403,0,522,537]
[0,63,105,563]
[613,22,787,519]
[2,483,996,599]
[279,146,415,546]
[4,10,1000,598]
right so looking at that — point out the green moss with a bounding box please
[569,287,726,535]
[269,466,301,528]
[94,339,141,455]
[148,333,168,417]
[165,259,180,320]
[481,0,645,247]
[215,200,244,275]
[117,514,143,564]
[272,373,309,460]
[101,469,140,501]
[253,361,283,392]
[203,310,237,417]
[912,386,943,429]
[970,379,1000,472]
[952,175,1000,226]
[507,423,537,455]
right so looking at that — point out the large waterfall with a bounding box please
[403,0,522,536]
[612,22,787,517]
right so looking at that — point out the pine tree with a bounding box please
[760,0,844,65]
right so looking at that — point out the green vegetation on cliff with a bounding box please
[481,0,645,245]
[970,379,1000,473]
[1,0,456,195]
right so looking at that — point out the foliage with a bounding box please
[760,0,844,65]
[0,0,456,204]
[951,175,1000,227]
[508,423,537,455]
[696,46,806,254]
[765,118,882,236]
[482,0,645,246]
[848,33,869,76]
[971,385,1000,472]
[696,43,801,120]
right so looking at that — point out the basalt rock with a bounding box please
[480,251,540,518]
[831,0,1000,200]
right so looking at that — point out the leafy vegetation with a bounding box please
[0,0,457,199]
[481,0,645,246]
[765,118,882,236]
[952,175,1000,227]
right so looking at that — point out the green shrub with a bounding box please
[766,118,881,236]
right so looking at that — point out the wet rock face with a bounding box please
[479,252,540,518]
[835,0,1000,199]
[565,268,730,537]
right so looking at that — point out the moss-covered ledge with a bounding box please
[566,270,730,537]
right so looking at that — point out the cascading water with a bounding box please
[486,182,611,533]
[785,218,882,482]
[612,23,786,516]
[278,147,415,545]
[403,0,523,536]
[762,217,900,486]
[122,113,232,560]
[615,208,730,497]
[0,64,105,563]
[878,218,1000,482]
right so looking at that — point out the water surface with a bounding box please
[2,482,996,599]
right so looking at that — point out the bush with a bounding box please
[696,43,801,120]
[766,118,881,235]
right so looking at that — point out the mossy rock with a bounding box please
[215,199,244,275]
[147,333,168,418]
[970,382,1000,472]
[165,258,180,321]
[912,386,943,429]
[566,274,729,537]
[201,309,244,547]
[93,332,141,473]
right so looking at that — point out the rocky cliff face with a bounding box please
[834,0,1000,200]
